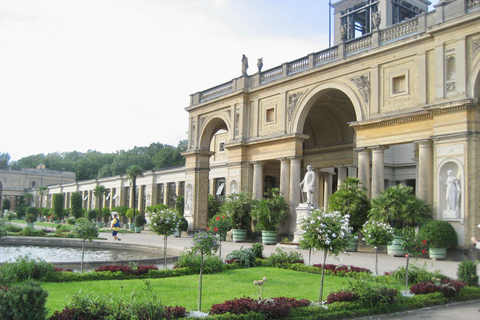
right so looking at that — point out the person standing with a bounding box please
[110,212,121,241]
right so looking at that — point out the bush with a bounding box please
[390,263,448,285]
[0,280,48,320]
[410,279,467,298]
[344,279,398,308]
[327,291,358,304]
[226,246,257,268]
[264,248,304,267]
[94,264,158,276]
[134,215,147,227]
[417,220,458,248]
[457,260,479,287]
[4,224,22,232]
[174,250,224,273]
[85,209,97,221]
[252,243,264,259]
[312,263,371,275]
[66,216,76,225]
[21,227,45,237]
[0,255,57,285]
[25,213,36,223]
[210,296,310,318]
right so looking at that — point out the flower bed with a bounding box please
[312,263,371,274]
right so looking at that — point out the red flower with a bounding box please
[405,254,409,258]
[422,239,427,245]
[207,227,210,230]
[216,216,220,221]
[422,249,426,254]
[28,220,31,223]
[214,227,218,232]
[222,215,225,219]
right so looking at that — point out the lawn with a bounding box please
[42,267,349,315]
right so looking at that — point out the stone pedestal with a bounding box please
[293,203,316,243]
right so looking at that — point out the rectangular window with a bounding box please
[266,107,275,123]
[392,75,406,94]
[31,181,36,187]
[219,142,225,153]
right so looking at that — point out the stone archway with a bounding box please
[293,85,360,208]
[184,116,230,230]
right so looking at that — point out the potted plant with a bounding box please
[134,215,146,233]
[25,213,36,229]
[208,213,232,240]
[361,219,395,274]
[369,184,432,256]
[125,209,136,230]
[417,219,458,260]
[221,192,255,242]
[251,188,289,245]
[328,178,370,251]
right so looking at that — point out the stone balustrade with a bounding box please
[380,18,418,43]
[345,35,372,54]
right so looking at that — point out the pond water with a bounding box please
[0,245,161,263]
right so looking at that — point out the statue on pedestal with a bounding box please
[440,170,461,217]
[241,54,248,76]
[299,165,315,205]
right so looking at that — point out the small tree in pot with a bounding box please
[418,219,458,259]
[251,188,289,244]
[221,192,255,242]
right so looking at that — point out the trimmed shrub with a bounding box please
[94,264,158,276]
[0,280,48,320]
[327,291,358,304]
[391,263,448,285]
[312,263,371,275]
[410,279,467,298]
[457,260,479,287]
[252,242,264,259]
[210,297,310,318]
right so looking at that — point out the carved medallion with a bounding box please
[287,91,304,121]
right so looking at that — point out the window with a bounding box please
[31,181,36,187]
[265,107,275,123]
[219,142,225,152]
[390,71,409,97]
[392,75,406,93]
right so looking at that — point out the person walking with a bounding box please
[110,212,121,241]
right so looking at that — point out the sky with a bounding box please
[0,0,439,162]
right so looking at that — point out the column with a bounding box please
[289,158,302,233]
[279,158,290,200]
[323,171,334,210]
[347,165,358,178]
[252,161,264,200]
[357,148,371,198]
[416,139,433,206]
[138,185,145,213]
[175,182,181,199]
[371,146,386,198]
[209,180,215,195]
[337,166,348,187]
[163,183,169,205]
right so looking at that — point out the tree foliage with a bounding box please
[8,140,187,181]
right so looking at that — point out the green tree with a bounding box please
[2,198,11,212]
[0,218,7,239]
[52,193,64,220]
[300,209,352,302]
[36,186,48,218]
[72,218,99,272]
[328,178,370,233]
[147,206,180,269]
[71,192,83,218]
[369,184,432,230]
[191,231,220,311]
[126,165,144,221]
[0,152,10,168]
[23,193,34,207]
[93,185,109,222]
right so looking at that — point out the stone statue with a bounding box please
[185,188,193,210]
[241,54,248,76]
[440,170,461,213]
[299,165,315,205]
[257,57,263,72]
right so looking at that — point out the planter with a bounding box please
[232,229,247,242]
[26,222,35,229]
[134,226,142,233]
[429,247,447,260]
[261,230,277,245]
[387,236,406,257]
[347,239,359,252]
[128,223,135,231]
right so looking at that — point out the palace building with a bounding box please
[3,0,480,247]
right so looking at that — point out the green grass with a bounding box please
[42,267,347,315]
